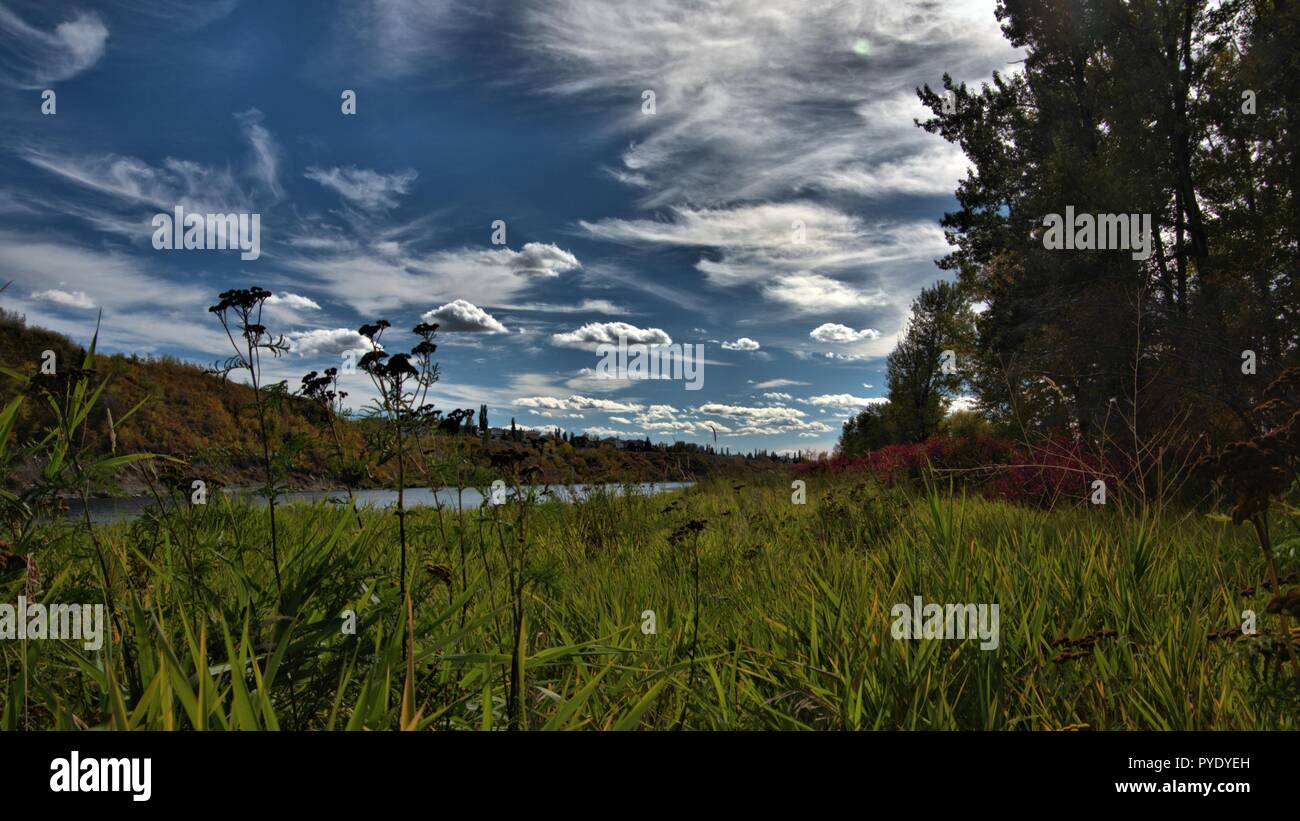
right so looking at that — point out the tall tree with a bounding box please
[885,280,975,442]
[916,0,1300,445]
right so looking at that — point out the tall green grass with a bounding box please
[3,476,1296,730]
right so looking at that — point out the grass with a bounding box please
[4,474,1297,730]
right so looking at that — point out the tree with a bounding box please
[838,402,898,456]
[885,280,974,442]
[915,0,1300,445]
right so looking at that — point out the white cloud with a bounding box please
[234,109,283,200]
[265,293,321,311]
[762,392,793,401]
[343,0,469,79]
[720,337,760,351]
[515,394,643,413]
[763,272,889,313]
[804,393,887,409]
[753,378,808,389]
[0,233,204,313]
[523,0,1019,207]
[0,6,108,88]
[286,328,374,357]
[581,426,635,438]
[21,110,283,215]
[566,367,633,394]
[422,299,507,333]
[698,403,807,423]
[31,288,94,309]
[810,323,881,343]
[551,321,671,349]
[0,234,235,356]
[304,165,418,210]
[949,394,979,413]
[696,401,833,436]
[498,298,630,315]
[581,202,942,290]
[279,242,581,314]
[510,242,582,276]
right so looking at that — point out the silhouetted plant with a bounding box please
[668,517,707,725]
[356,319,440,600]
[208,287,292,601]
[299,366,364,526]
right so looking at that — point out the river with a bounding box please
[69,482,694,525]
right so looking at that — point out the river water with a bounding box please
[70,482,694,525]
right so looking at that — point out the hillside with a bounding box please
[0,309,782,492]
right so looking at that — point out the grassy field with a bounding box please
[4,474,1297,731]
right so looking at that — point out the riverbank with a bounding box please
[7,474,1296,730]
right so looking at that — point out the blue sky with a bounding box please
[0,0,1019,453]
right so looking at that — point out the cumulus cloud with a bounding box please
[286,328,374,357]
[510,242,581,277]
[698,403,807,423]
[804,393,887,409]
[696,401,832,436]
[762,392,793,401]
[763,272,889,314]
[304,165,418,210]
[720,337,760,351]
[422,299,507,333]
[810,323,881,343]
[551,321,671,349]
[514,395,643,413]
[581,426,635,438]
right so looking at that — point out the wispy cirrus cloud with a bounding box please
[0,4,108,88]
[31,288,95,309]
[522,0,1018,207]
[304,165,418,210]
[579,201,945,313]
[279,241,581,315]
[19,108,284,218]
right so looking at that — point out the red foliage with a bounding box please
[798,433,1125,507]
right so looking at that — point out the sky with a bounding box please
[0,0,1020,454]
